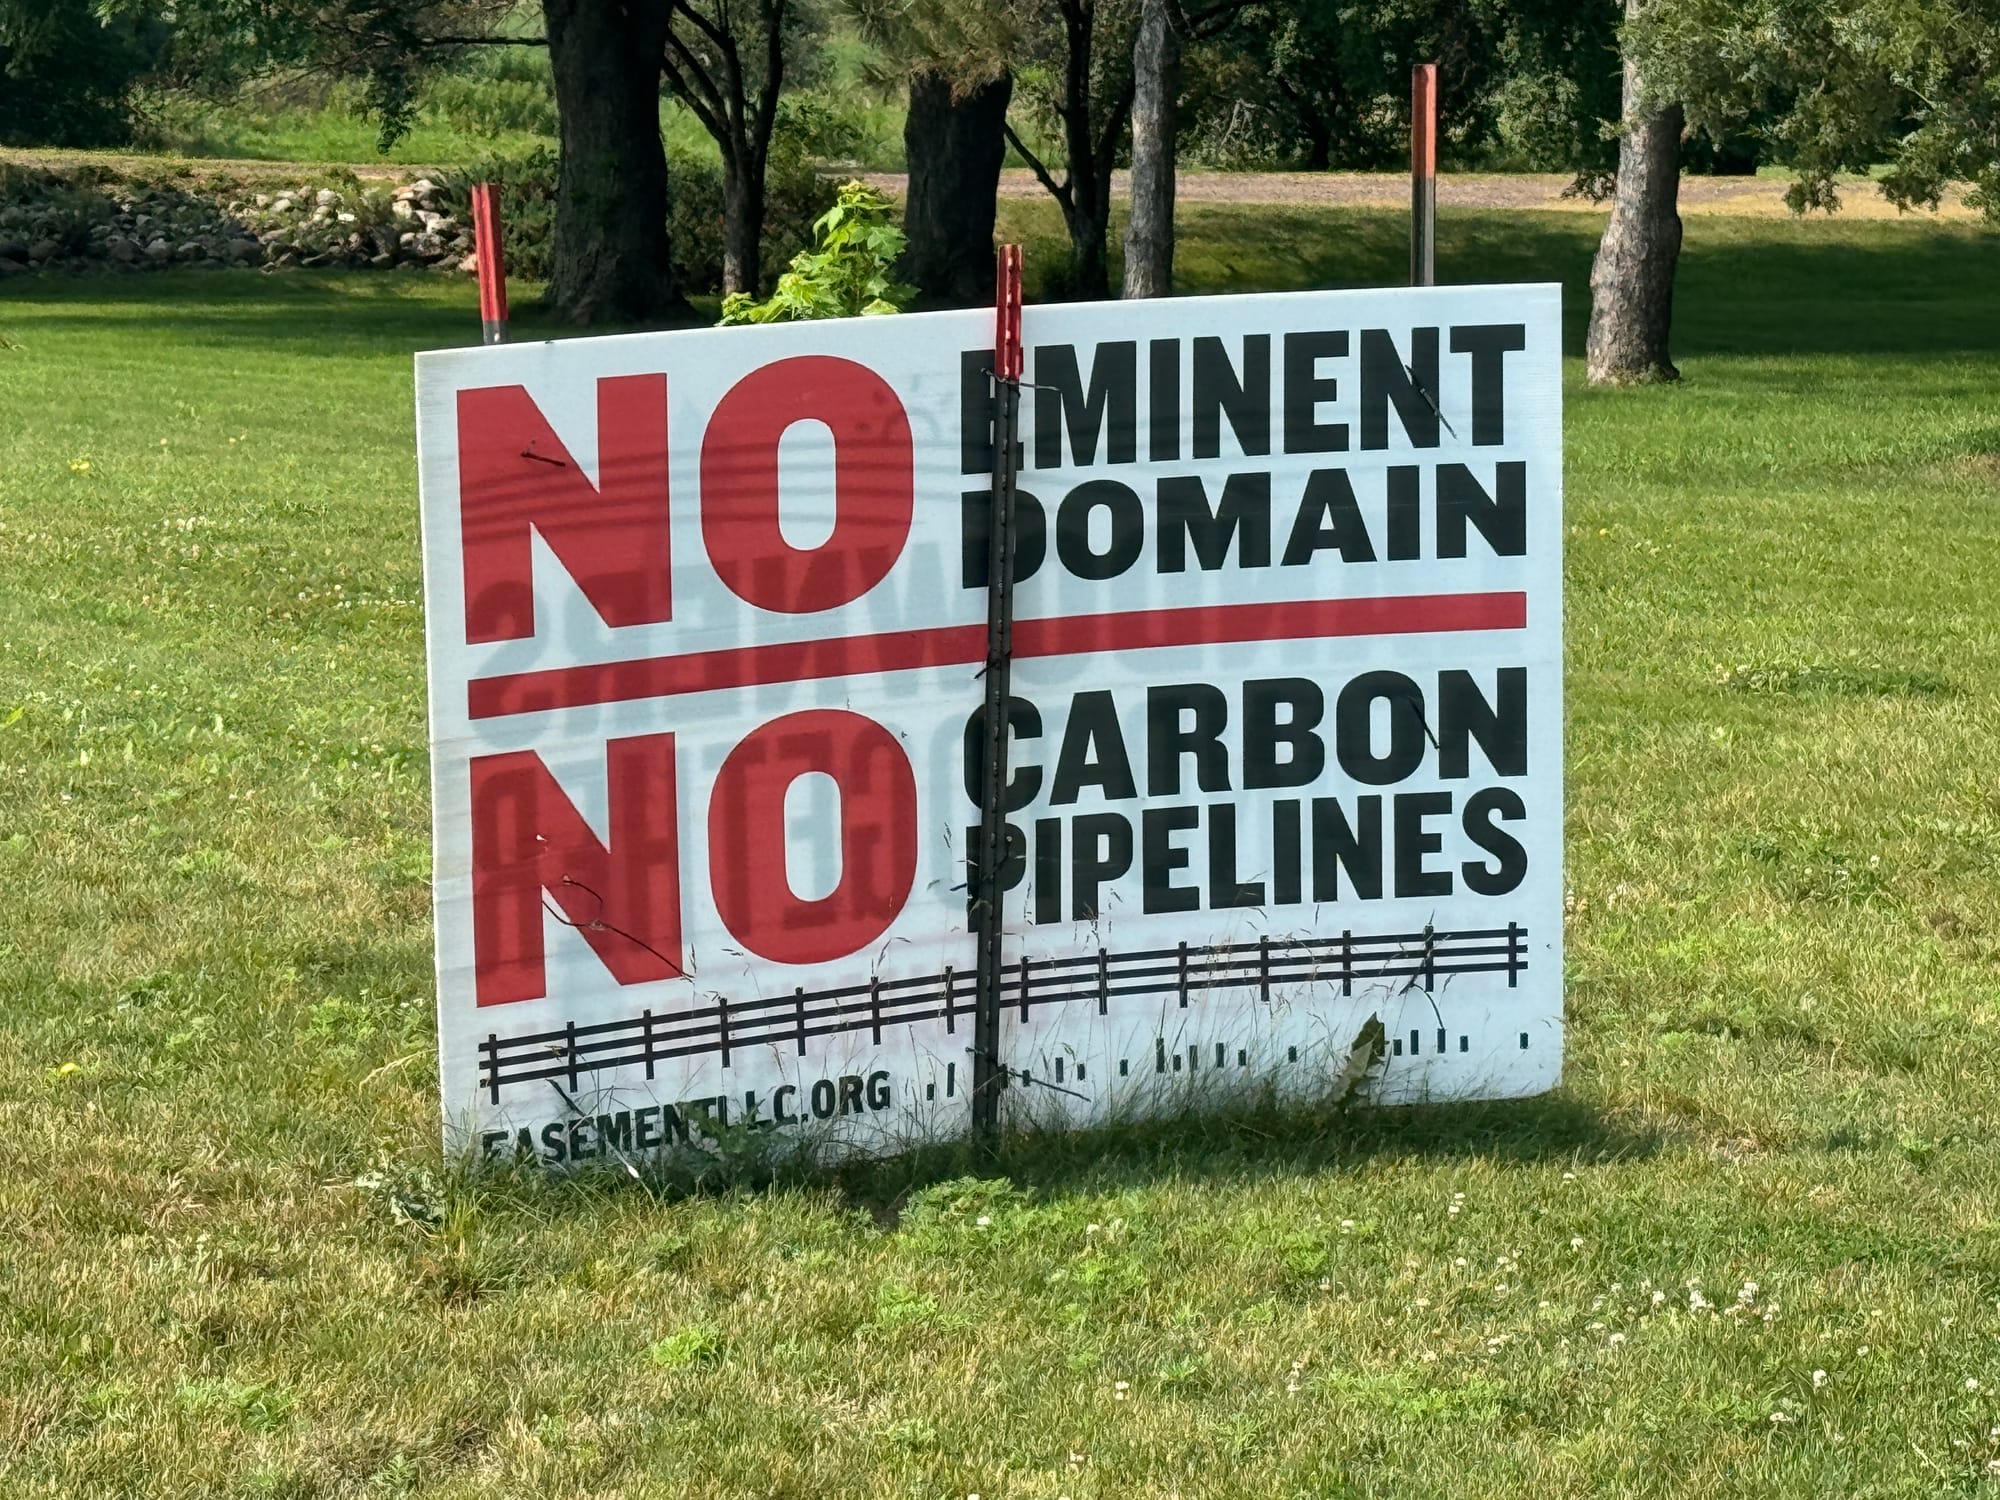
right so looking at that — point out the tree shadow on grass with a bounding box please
[1168,203,2000,360]
[0,269,675,358]
[7,208,1999,361]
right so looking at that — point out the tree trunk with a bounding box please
[1586,3,1682,384]
[722,156,766,298]
[1122,0,1179,299]
[542,0,688,325]
[1065,199,1112,300]
[899,69,1012,307]
[1302,117,1331,171]
[1058,4,1113,300]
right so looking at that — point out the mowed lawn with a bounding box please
[5,203,2000,1499]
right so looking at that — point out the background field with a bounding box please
[5,203,2000,1498]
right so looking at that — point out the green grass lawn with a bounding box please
[6,206,2000,1498]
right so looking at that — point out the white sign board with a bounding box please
[415,285,1563,1165]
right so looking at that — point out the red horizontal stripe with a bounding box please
[467,590,1525,721]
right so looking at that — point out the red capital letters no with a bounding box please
[469,734,683,1006]
[457,374,671,643]
[700,356,913,614]
[708,710,917,964]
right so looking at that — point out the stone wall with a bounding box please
[0,168,478,277]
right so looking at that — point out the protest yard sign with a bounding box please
[414,284,1564,1166]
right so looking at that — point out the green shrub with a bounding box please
[668,155,837,294]
[434,149,558,279]
[0,165,117,252]
[434,148,836,296]
[719,179,912,324]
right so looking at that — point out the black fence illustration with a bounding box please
[478,921,1528,1103]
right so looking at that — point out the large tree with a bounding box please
[661,0,819,298]
[1634,0,2000,220]
[1586,0,1681,383]
[1123,0,1244,299]
[1005,0,1143,300]
[842,0,1017,307]
[1589,0,2000,383]
[1187,0,1504,171]
[125,0,688,324]
[0,0,165,146]
[900,68,1014,304]
[544,0,687,323]
[1121,0,1181,298]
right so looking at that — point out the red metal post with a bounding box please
[471,183,509,345]
[994,243,1024,380]
[1411,63,1438,287]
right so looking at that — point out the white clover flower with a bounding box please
[1969,1378,1982,1393]
[1770,1411,1795,1425]
[1651,1290,1667,1308]
[1813,1370,1828,1390]
[1608,1332,1626,1347]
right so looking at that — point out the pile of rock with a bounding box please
[0,174,478,277]
[231,179,476,271]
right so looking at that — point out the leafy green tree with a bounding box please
[1176,0,1621,175]
[1634,0,2000,219]
[1486,0,1621,184]
[1181,0,1504,171]
[0,0,166,147]
[1589,0,2000,385]
[718,179,913,322]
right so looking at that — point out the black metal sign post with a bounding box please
[971,244,1025,1144]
